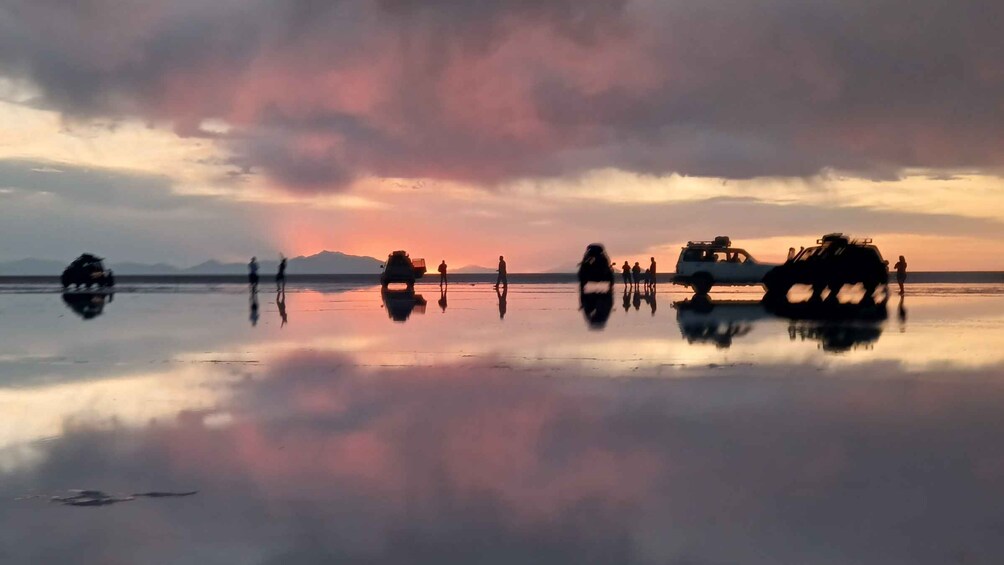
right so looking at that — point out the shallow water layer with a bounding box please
[2,283,1004,564]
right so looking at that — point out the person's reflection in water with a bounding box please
[632,287,642,311]
[277,289,288,327]
[646,286,657,316]
[249,288,259,327]
[622,287,631,313]
[497,285,507,320]
[438,287,448,313]
[898,294,907,331]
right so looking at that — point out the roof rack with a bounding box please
[685,236,732,248]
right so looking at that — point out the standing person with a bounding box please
[248,257,259,291]
[894,255,908,295]
[632,262,641,289]
[649,257,657,288]
[438,260,448,287]
[787,247,797,261]
[275,255,287,291]
[495,256,507,289]
[621,261,631,286]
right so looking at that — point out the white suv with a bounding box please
[672,236,776,294]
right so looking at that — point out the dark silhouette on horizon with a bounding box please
[276,255,287,291]
[495,256,507,289]
[763,234,889,304]
[277,289,287,327]
[649,257,657,288]
[621,261,631,286]
[381,250,425,289]
[438,260,448,288]
[248,257,259,291]
[632,262,641,290]
[894,255,908,295]
[61,254,114,289]
[576,244,615,289]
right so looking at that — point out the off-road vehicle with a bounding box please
[380,251,426,288]
[577,244,615,289]
[763,234,888,301]
[61,254,115,289]
[672,236,775,294]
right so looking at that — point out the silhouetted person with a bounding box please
[276,255,287,291]
[632,262,641,289]
[248,257,259,290]
[621,261,631,286]
[277,289,287,327]
[649,257,657,287]
[438,260,448,287]
[787,247,796,261]
[894,255,907,295]
[249,289,259,327]
[497,284,507,319]
[495,256,507,289]
[438,287,448,312]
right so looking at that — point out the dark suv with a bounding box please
[380,250,426,288]
[61,254,115,289]
[763,234,888,301]
[577,244,614,288]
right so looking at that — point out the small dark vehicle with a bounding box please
[61,292,113,320]
[577,244,615,288]
[579,289,614,330]
[61,254,115,289]
[763,234,888,301]
[380,251,426,288]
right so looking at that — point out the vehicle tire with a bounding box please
[691,272,713,295]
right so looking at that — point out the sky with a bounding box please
[0,0,1003,271]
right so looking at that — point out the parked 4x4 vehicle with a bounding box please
[380,250,426,288]
[61,254,115,289]
[577,244,615,288]
[672,236,776,294]
[763,233,888,301]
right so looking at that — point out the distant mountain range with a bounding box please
[0,251,384,276]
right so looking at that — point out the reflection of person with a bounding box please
[438,260,448,287]
[897,294,907,328]
[632,287,642,310]
[277,289,287,327]
[495,256,507,289]
[894,255,908,295]
[438,287,448,312]
[276,255,287,291]
[647,287,657,316]
[623,287,631,312]
[248,257,259,290]
[249,289,259,327]
[621,261,631,286]
[497,284,507,320]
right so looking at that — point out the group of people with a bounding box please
[620,257,657,289]
[247,255,287,292]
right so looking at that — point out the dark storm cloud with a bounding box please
[0,0,1002,189]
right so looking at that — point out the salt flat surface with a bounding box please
[1,283,1003,564]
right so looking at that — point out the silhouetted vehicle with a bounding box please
[61,292,112,320]
[61,254,115,289]
[579,289,614,329]
[763,234,889,301]
[381,287,427,322]
[577,244,615,288]
[380,251,426,288]
[672,236,775,295]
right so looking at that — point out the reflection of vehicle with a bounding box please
[674,297,765,348]
[769,299,887,352]
[672,295,886,352]
[381,287,427,322]
[579,290,613,329]
[673,236,776,294]
[764,234,888,301]
[61,254,115,289]
[577,244,614,288]
[380,251,426,288]
[61,292,113,320]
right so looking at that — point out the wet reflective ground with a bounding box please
[3,282,1004,564]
